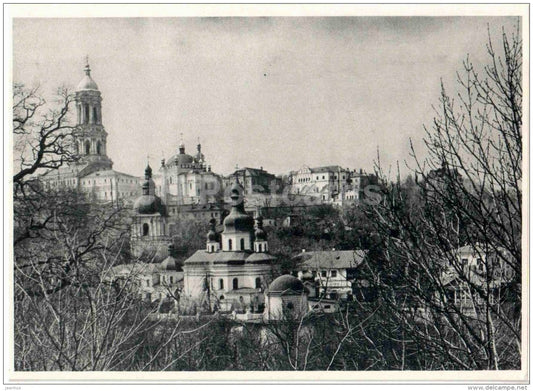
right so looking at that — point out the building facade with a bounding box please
[293,249,367,300]
[182,181,277,313]
[155,141,223,206]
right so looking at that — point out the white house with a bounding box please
[293,249,367,300]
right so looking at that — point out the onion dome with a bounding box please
[207,218,218,242]
[76,59,99,91]
[222,181,254,234]
[133,164,164,215]
[268,275,306,295]
[159,245,181,271]
[254,216,267,241]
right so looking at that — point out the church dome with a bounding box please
[254,216,267,241]
[133,164,164,215]
[268,275,305,294]
[159,245,182,271]
[76,62,99,91]
[167,142,195,167]
[134,194,163,214]
[207,218,218,242]
[223,181,254,234]
[173,153,194,165]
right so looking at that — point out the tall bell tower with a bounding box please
[72,57,113,171]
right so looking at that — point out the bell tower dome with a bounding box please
[72,57,113,171]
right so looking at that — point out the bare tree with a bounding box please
[369,24,522,370]
[13,83,76,187]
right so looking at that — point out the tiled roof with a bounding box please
[293,250,366,270]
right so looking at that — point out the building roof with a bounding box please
[184,249,276,266]
[293,250,367,270]
[83,169,139,179]
[267,275,307,296]
[232,167,276,178]
[76,62,99,91]
[310,165,345,174]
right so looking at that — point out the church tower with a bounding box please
[73,57,113,172]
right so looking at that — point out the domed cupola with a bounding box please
[76,60,99,91]
[133,164,164,215]
[206,218,220,253]
[254,216,269,253]
[221,181,254,251]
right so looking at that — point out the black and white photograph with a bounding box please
[5,3,528,385]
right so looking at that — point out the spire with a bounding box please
[179,132,185,154]
[144,163,152,180]
[84,55,91,76]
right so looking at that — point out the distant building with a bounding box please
[155,140,223,206]
[441,244,516,314]
[105,245,183,303]
[293,249,367,300]
[289,165,376,205]
[224,167,282,196]
[40,60,141,204]
[264,275,309,321]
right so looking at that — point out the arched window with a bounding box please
[142,223,149,236]
[287,302,294,310]
[85,140,91,155]
[84,105,89,124]
[228,239,232,250]
[240,238,245,250]
[232,278,238,290]
[219,295,225,300]
[219,279,224,290]
[96,141,102,155]
[255,277,261,289]
[93,107,98,124]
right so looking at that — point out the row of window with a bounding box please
[218,277,262,290]
[227,238,246,251]
[304,270,338,278]
[81,178,136,185]
[297,174,346,183]
[78,105,101,125]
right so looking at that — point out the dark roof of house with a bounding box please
[310,165,345,173]
[293,250,367,270]
[231,167,277,178]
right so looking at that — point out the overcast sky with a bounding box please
[13,16,519,177]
